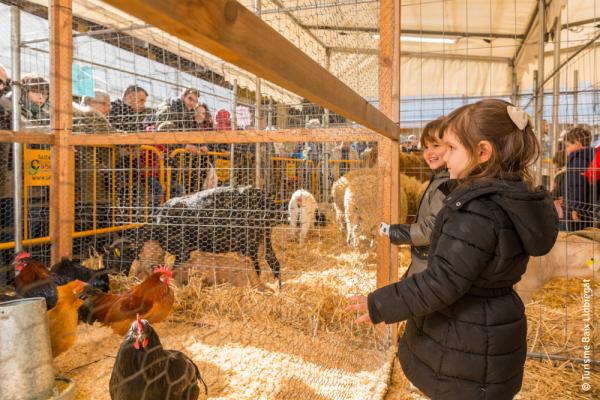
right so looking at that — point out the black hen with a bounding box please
[14,252,58,310]
[110,317,207,400]
[51,257,110,292]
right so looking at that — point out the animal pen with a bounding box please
[0,0,598,399]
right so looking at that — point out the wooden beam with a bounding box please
[49,0,73,263]
[377,0,400,292]
[0,130,54,144]
[99,0,400,142]
[67,128,378,146]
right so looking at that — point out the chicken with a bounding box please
[51,257,110,292]
[110,316,207,400]
[14,251,58,310]
[79,266,174,335]
[47,280,86,358]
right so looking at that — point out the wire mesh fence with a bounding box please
[1,0,600,398]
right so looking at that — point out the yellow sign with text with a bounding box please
[24,149,51,187]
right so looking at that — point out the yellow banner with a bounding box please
[24,149,51,187]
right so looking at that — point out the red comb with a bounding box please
[154,265,172,276]
[15,251,31,262]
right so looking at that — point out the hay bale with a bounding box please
[400,173,425,222]
[175,250,259,287]
[399,152,428,182]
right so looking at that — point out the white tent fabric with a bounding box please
[27,0,304,104]
[25,0,600,102]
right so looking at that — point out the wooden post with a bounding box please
[377,0,400,292]
[49,0,74,263]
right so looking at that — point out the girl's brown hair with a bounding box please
[419,116,444,148]
[440,99,540,184]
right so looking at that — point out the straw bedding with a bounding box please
[50,224,599,399]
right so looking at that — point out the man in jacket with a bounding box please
[563,126,596,231]
[108,85,149,132]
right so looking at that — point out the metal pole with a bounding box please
[527,352,600,366]
[267,97,273,128]
[230,79,237,187]
[573,70,579,125]
[254,0,262,188]
[535,0,546,187]
[11,6,23,254]
[533,69,539,179]
[550,15,561,185]
[323,48,331,128]
[511,63,518,105]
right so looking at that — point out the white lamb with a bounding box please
[289,189,318,243]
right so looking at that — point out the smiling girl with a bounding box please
[380,117,452,276]
[349,99,558,399]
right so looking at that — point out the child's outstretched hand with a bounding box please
[347,295,372,324]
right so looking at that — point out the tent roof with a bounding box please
[24,0,600,102]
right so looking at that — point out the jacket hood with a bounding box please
[445,178,558,256]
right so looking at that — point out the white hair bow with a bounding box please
[507,106,530,130]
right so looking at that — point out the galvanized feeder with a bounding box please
[0,298,55,400]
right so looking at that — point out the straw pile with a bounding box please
[56,223,397,399]
[526,277,599,359]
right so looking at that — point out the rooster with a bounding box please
[51,257,110,292]
[109,316,207,400]
[14,251,58,310]
[47,280,86,358]
[79,266,174,335]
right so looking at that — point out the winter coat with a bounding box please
[0,95,10,130]
[108,99,148,132]
[564,147,596,229]
[583,145,600,184]
[368,178,558,400]
[73,107,113,205]
[148,98,195,131]
[406,168,451,276]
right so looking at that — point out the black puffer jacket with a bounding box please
[368,178,558,400]
[108,99,148,132]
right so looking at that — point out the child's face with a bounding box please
[565,140,583,155]
[422,138,447,170]
[443,130,472,179]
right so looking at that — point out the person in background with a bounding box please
[0,64,11,130]
[349,99,557,399]
[82,89,111,118]
[379,117,451,277]
[563,126,596,231]
[150,87,199,131]
[109,85,149,223]
[73,90,114,238]
[550,150,567,229]
[20,74,50,240]
[108,85,148,132]
[20,73,50,127]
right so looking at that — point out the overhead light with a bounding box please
[401,35,456,44]
[372,33,380,40]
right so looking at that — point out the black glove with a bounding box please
[388,224,412,245]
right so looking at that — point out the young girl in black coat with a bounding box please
[349,99,558,400]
